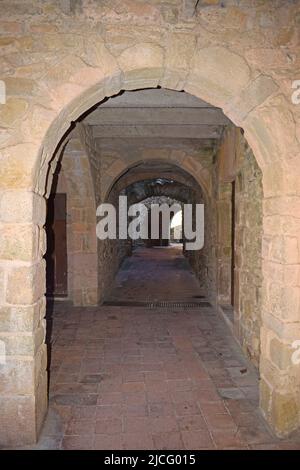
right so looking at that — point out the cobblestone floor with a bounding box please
[24,247,300,449]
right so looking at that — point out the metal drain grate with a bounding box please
[103,300,148,307]
[147,301,211,309]
[103,300,211,309]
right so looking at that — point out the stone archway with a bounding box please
[103,155,212,204]
[1,30,300,445]
[106,159,211,293]
[105,159,207,200]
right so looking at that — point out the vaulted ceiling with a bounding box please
[81,88,230,154]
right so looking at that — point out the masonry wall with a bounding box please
[185,128,263,368]
[216,128,263,368]
[1,0,299,443]
[98,190,131,302]
[77,126,130,302]
[234,136,263,367]
[185,192,217,300]
[96,141,214,300]
[58,131,212,304]
[49,138,99,306]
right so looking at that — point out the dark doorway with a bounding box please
[231,180,235,306]
[146,210,170,247]
[45,193,68,297]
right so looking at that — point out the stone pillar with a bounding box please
[61,142,98,307]
[260,194,300,436]
[68,195,98,306]
[0,191,48,446]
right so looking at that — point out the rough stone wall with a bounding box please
[215,127,263,367]
[59,130,212,304]
[77,125,100,203]
[97,238,121,302]
[77,125,129,302]
[98,189,131,302]
[186,127,263,368]
[97,142,214,299]
[234,135,263,368]
[59,138,98,305]
[50,127,127,305]
[184,191,216,299]
[1,0,300,444]
[214,128,236,307]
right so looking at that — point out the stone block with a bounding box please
[118,43,164,85]
[0,223,39,261]
[82,37,119,77]
[0,301,43,333]
[259,377,272,416]
[164,32,196,78]
[0,358,34,395]
[187,46,251,108]
[226,75,279,121]
[270,236,299,264]
[0,97,28,127]
[35,368,48,437]
[270,336,293,371]
[5,77,37,96]
[0,395,37,447]
[271,391,300,436]
[0,144,39,191]
[0,190,46,225]
[6,261,45,305]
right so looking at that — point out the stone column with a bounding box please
[260,193,300,436]
[61,142,98,307]
[0,191,48,446]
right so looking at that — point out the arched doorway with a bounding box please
[1,44,300,445]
